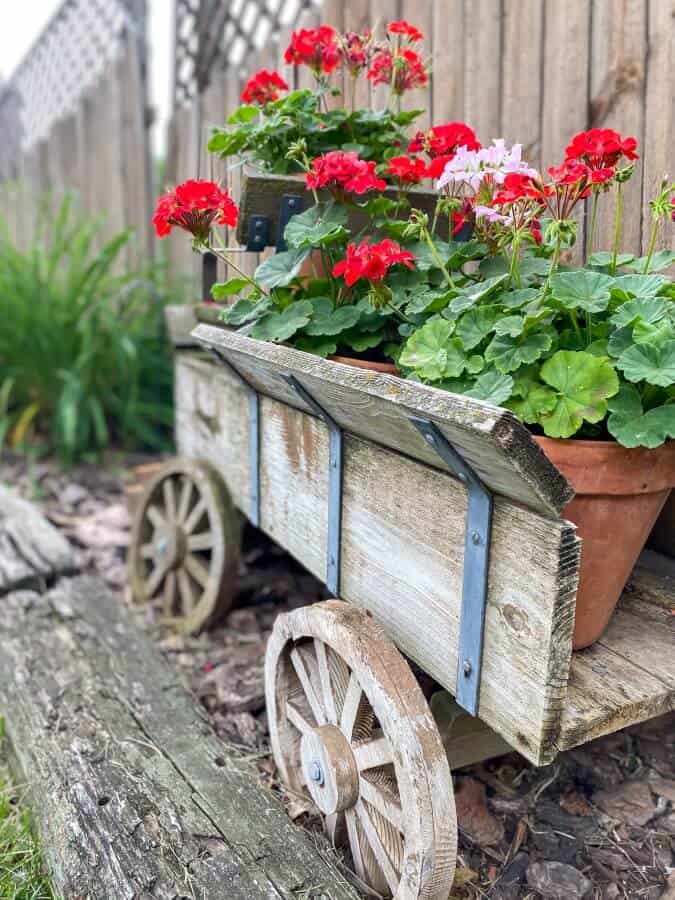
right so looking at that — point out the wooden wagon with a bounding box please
[134,174,675,900]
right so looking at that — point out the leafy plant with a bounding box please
[0,197,174,464]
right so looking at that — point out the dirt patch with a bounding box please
[2,452,673,899]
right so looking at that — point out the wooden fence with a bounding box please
[166,0,674,286]
[0,0,153,268]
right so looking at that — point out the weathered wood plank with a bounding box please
[192,325,573,516]
[165,303,199,347]
[0,485,75,594]
[0,575,360,900]
[558,553,675,751]
[175,353,580,765]
[501,0,543,163]
[464,0,502,144]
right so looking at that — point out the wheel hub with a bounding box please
[300,725,359,816]
[154,525,187,571]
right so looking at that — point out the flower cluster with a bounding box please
[338,30,373,76]
[409,122,481,177]
[333,239,415,286]
[387,155,428,186]
[153,180,238,240]
[566,128,639,171]
[367,47,429,95]
[387,19,423,42]
[438,140,538,192]
[240,69,288,105]
[284,25,340,74]
[306,150,386,196]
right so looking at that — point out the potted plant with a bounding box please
[154,16,675,648]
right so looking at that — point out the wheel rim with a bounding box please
[266,601,457,900]
[129,458,239,633]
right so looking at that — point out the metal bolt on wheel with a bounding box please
[265,601,457,900]
[128,458,240,634]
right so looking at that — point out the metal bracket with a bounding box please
[409,418,493,716]
[282,374,343,597]
[276,193,305,252]
[208,349,260,527]
[246,214,269,252]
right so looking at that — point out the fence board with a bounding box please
[501,0,543,161]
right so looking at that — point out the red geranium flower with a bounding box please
[565,128,639,170]
[241,69,288,105]
[153,180,238,240]
[409,122,480,158]
[451,198,475,236]
[306,150,387,195]
[367,48,428,95]
[284,26,340,74]
[333,239,416,287]
[425,154,455,179]
[493,172,548,204]
[387,20,424,42]
[387,155,427,185]
[338,30,373,75]
[547,160,592,186]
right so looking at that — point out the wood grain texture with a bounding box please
[175,353,580,765]
[0,576,360,900]
[0,485,75,595]
[558,552,675,751]
[192,325,573,516]
[164,303,199,346]
[501,0,543,162]
[464,0,502,144]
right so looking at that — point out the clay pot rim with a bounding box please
[535,435,675,496]
[328,354,400,375]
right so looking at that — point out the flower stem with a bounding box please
[610,181,623,275]
[587,190,600,263]
[509,233,522,288]
[642,217,659,274]
[209,232,267,295]
[424,228,454,289]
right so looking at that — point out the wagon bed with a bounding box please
[172,331,674,766]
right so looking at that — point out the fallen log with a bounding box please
[0,574,359,900]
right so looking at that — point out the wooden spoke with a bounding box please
[176,476,193,524]
[177,569,196,615]
[285,700,313,736]
[129,459,242,635]
[353,736,394,772]
[355,801,400,895]
[340,672,363,741]
[163,478,177,522]
[265,601,457,900]
[146,504,166,531]
[290,647,326,726]
[187,531,215,552]
[163,571,177,616]
[359,777,403,833]
[314,639,337,725]
[183,497,207,535]
[184,553,210,589]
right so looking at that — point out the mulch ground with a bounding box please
[1,451,673,900]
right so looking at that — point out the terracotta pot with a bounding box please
[328,355,399,375]
[536,437,675,649]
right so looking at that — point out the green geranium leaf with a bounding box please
[607,384,675,448]
[340,330,384,352]
[507,384,558,424]
[464,370,514,406]
[227,104,260,124]
[616,340,675,387]
[456,306,500,350]
[500,288,539,309]
[589,251,635,270]
[519,256,552,282]
[211,278,250,300]
[359,196,402,218]
[449,274,511,315]
[608,326,633,358]
[537,350,619,438]
[255,248,311,289]
[250,301,313,342]
[220,297,271,326]
[633,319,675,347]
[627,251,675,273]
[405,238,452,272]
[304,298,361,336]
[295,335,338,358]
[406,289,454,315]
[610,296,668,329]
[550,270,614,313]
[207,129,248,156]
[493,315,526,338]
[485,330,555,374]
[284,203,349,250]
[399,319,483,380]
[611,274,668,301]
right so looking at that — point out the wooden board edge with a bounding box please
[192,323,573,517]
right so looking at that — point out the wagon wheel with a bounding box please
[266,601,457,900]
[129,458,241,634]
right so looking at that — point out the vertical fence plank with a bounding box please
[465,0,503,143]
[342,0,372,112]
[432,0,466,126]
[641,0,675,257]
[589,0,647,260]
[369,0,400,109]
[400,0,433,131]
[501,0,543,165]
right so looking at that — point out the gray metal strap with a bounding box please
[208,349,261,527]
[282,374,343,597]
[409,417,493,717]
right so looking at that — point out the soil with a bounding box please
[1,451,673,900]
